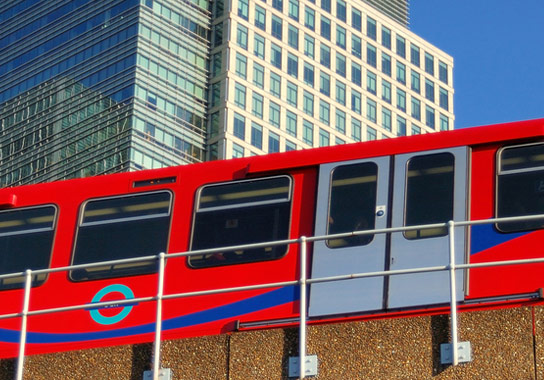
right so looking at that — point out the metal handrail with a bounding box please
[7,214,544,380]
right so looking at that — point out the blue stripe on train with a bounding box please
[470,223,528,255]
[0,285,299,344]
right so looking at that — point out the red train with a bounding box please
[1,118,544,358]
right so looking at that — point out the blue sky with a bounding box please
[410,1,544,129]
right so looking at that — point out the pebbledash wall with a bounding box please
[1,306,543,379]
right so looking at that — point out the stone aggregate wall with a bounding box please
[1,306,541,380]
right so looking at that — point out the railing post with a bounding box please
[15,270,32,380]
[152,253,166,380]
[447,221,459,366]
[299,237,308,380]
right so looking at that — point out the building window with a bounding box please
[319,100,330,124]
[270,72,281,98]
[412,124,421,135]
[286,140,297,151]
[382,53,391,76]
[396,35,406,58]
[289,0,299,20]
[213,22,223,47]
[234,83,246,109]
[336,81,346,105]
[397,89,406,112]
[235,53,247,79]
[304,34,315,58]
[411,70,420,93]
[211,82,221,107]
[410,43,420,67]
[352,8,362,31]
[320,72,331,96]
[254,34,265,59]
[320,43,331,68]
[367,99,377,122]
[425,106,435,128]
[321,0,331,12]
[211,52,222,77]
[425,52,434,75]
[425,79,435,102]
[351,89,362,114]
[287,53,298,78]
[352,35,362,58]
[286,110,297,136]
[303,120,314,145]
[321,16,331,40]
[254,5,266,30]
[287,81,298,106]
[411,97,421,120]
[288,24,299,49]
[269,132,280,153]
[319,128,330,147]
[237,24,248,49]
[439,87,449,110]
[304,62,315,87]
[336,25,346,49]
[305,6,315,30]
[269,101,281,127]
[336,109,346,134]
[440,114,449,131]
[367,43,377,67]
[382,79,391,103]
[238,0,249,20]
[352,118,362,141]
[367,126,377,140]
[367,71,377,95]
[367,16,376,40]
[232,142,244,158]
[337,0,346,21]
[251,122,263,149]
[396,62,406,84]
[272,15,283,40]
[397,115,406,136]
[351,62,362,86]
[271,43,282,69]
[381,26,391,49]
[233,112,246,139]
[253,62,264,88]
[303,91,314,116]
[252,92,264,118]
[439,61,448,84]
[272,0,283,11]
[382,107,392,131]
[336,53,346,77]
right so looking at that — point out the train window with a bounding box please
[189,176,292,268]
[404,153,454,239]
[496,143,544,232]
[327,163,377,248]
[0,206,56,290]
[70,191,172,281]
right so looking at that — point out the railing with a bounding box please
[4,214,544,380]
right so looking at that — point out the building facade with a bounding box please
[0,0,453,185]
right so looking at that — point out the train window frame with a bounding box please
[326,162,378,248]
[0,204,57,290]
[189,175,293,268]
[403,152,455,239]
[70,191,173,282]
[496,142,544,233]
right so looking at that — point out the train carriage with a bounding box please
[1,118,544,358]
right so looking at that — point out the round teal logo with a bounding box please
[90,284,135,325]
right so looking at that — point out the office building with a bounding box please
[0,0,453,185]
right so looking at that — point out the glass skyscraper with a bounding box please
[0,0,453,186]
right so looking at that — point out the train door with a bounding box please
[309,147,468,317]
[387,147,467,309]
[308,157,390,317]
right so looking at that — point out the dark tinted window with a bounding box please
[0,206,56,290]
[404,153,454,239]
[71,192,172,281]
[327,163,377,248]
[497,143,544,232]
[190,176,292,268]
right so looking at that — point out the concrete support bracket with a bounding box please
[143,368,172,380]
[288,355,318,378]
[440,341,472,364]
